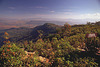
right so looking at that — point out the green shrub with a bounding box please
[0,44,25,67]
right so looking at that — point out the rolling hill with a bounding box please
[0,23,61,46]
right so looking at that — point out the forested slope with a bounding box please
[0,22,100,67]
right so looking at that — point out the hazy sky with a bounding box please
[0,0,100,23]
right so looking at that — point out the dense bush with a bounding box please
[0,44,25,67]
[0,23,100,67]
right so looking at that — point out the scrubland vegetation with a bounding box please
[0,22,100,67]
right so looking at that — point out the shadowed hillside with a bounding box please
[0,23,61,46]
[0,22,100,67]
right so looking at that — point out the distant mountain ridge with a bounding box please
[0,19,65,30]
